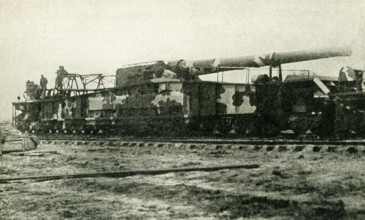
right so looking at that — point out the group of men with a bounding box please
[22,66,68,100]
[24,80,40,100]
[38,66,68,92]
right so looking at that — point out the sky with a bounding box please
[0,0,364,120]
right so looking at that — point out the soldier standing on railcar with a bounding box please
[40,75,48,90]
[55,66,68,90]
[40,74,48,98]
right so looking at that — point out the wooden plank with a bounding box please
[0,164,259,184]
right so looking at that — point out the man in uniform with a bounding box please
[40,75,48,97]
[354,69,364,92]
[0,129,5,156]
[40,75,48,90]
[55,66,68,89]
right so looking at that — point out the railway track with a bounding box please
[36,134,365,154]
[36,132,365,145]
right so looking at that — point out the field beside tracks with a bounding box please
[1,122,365,219]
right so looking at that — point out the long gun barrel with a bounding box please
[116,47,352,85]
[167,47,352,76]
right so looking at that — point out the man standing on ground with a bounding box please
[0,129,5,156]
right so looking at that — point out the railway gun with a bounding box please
[13,46,364,138]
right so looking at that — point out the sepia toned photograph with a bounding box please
[1,0,365,219]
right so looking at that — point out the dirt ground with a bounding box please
[1,123,365,219]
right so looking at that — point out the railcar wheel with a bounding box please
[235,126,247,135]
[186,120,200,135]
[217,123,231,135]
[291,127,308,135]
[347,114,365,137]
[40,128,49,134]
[310,118,335,138]
[199,119,215,135]
[233,119,249,135]
[288,114,311,135]
[74,127,83,134]
[172,118,185,136]
[257,123,280,137]
[161,120,175,136]
[102,127,114,136]
[83,127,95,134]
[33,128,43,134]
[311,127,332,138]
[218,127,230,135]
